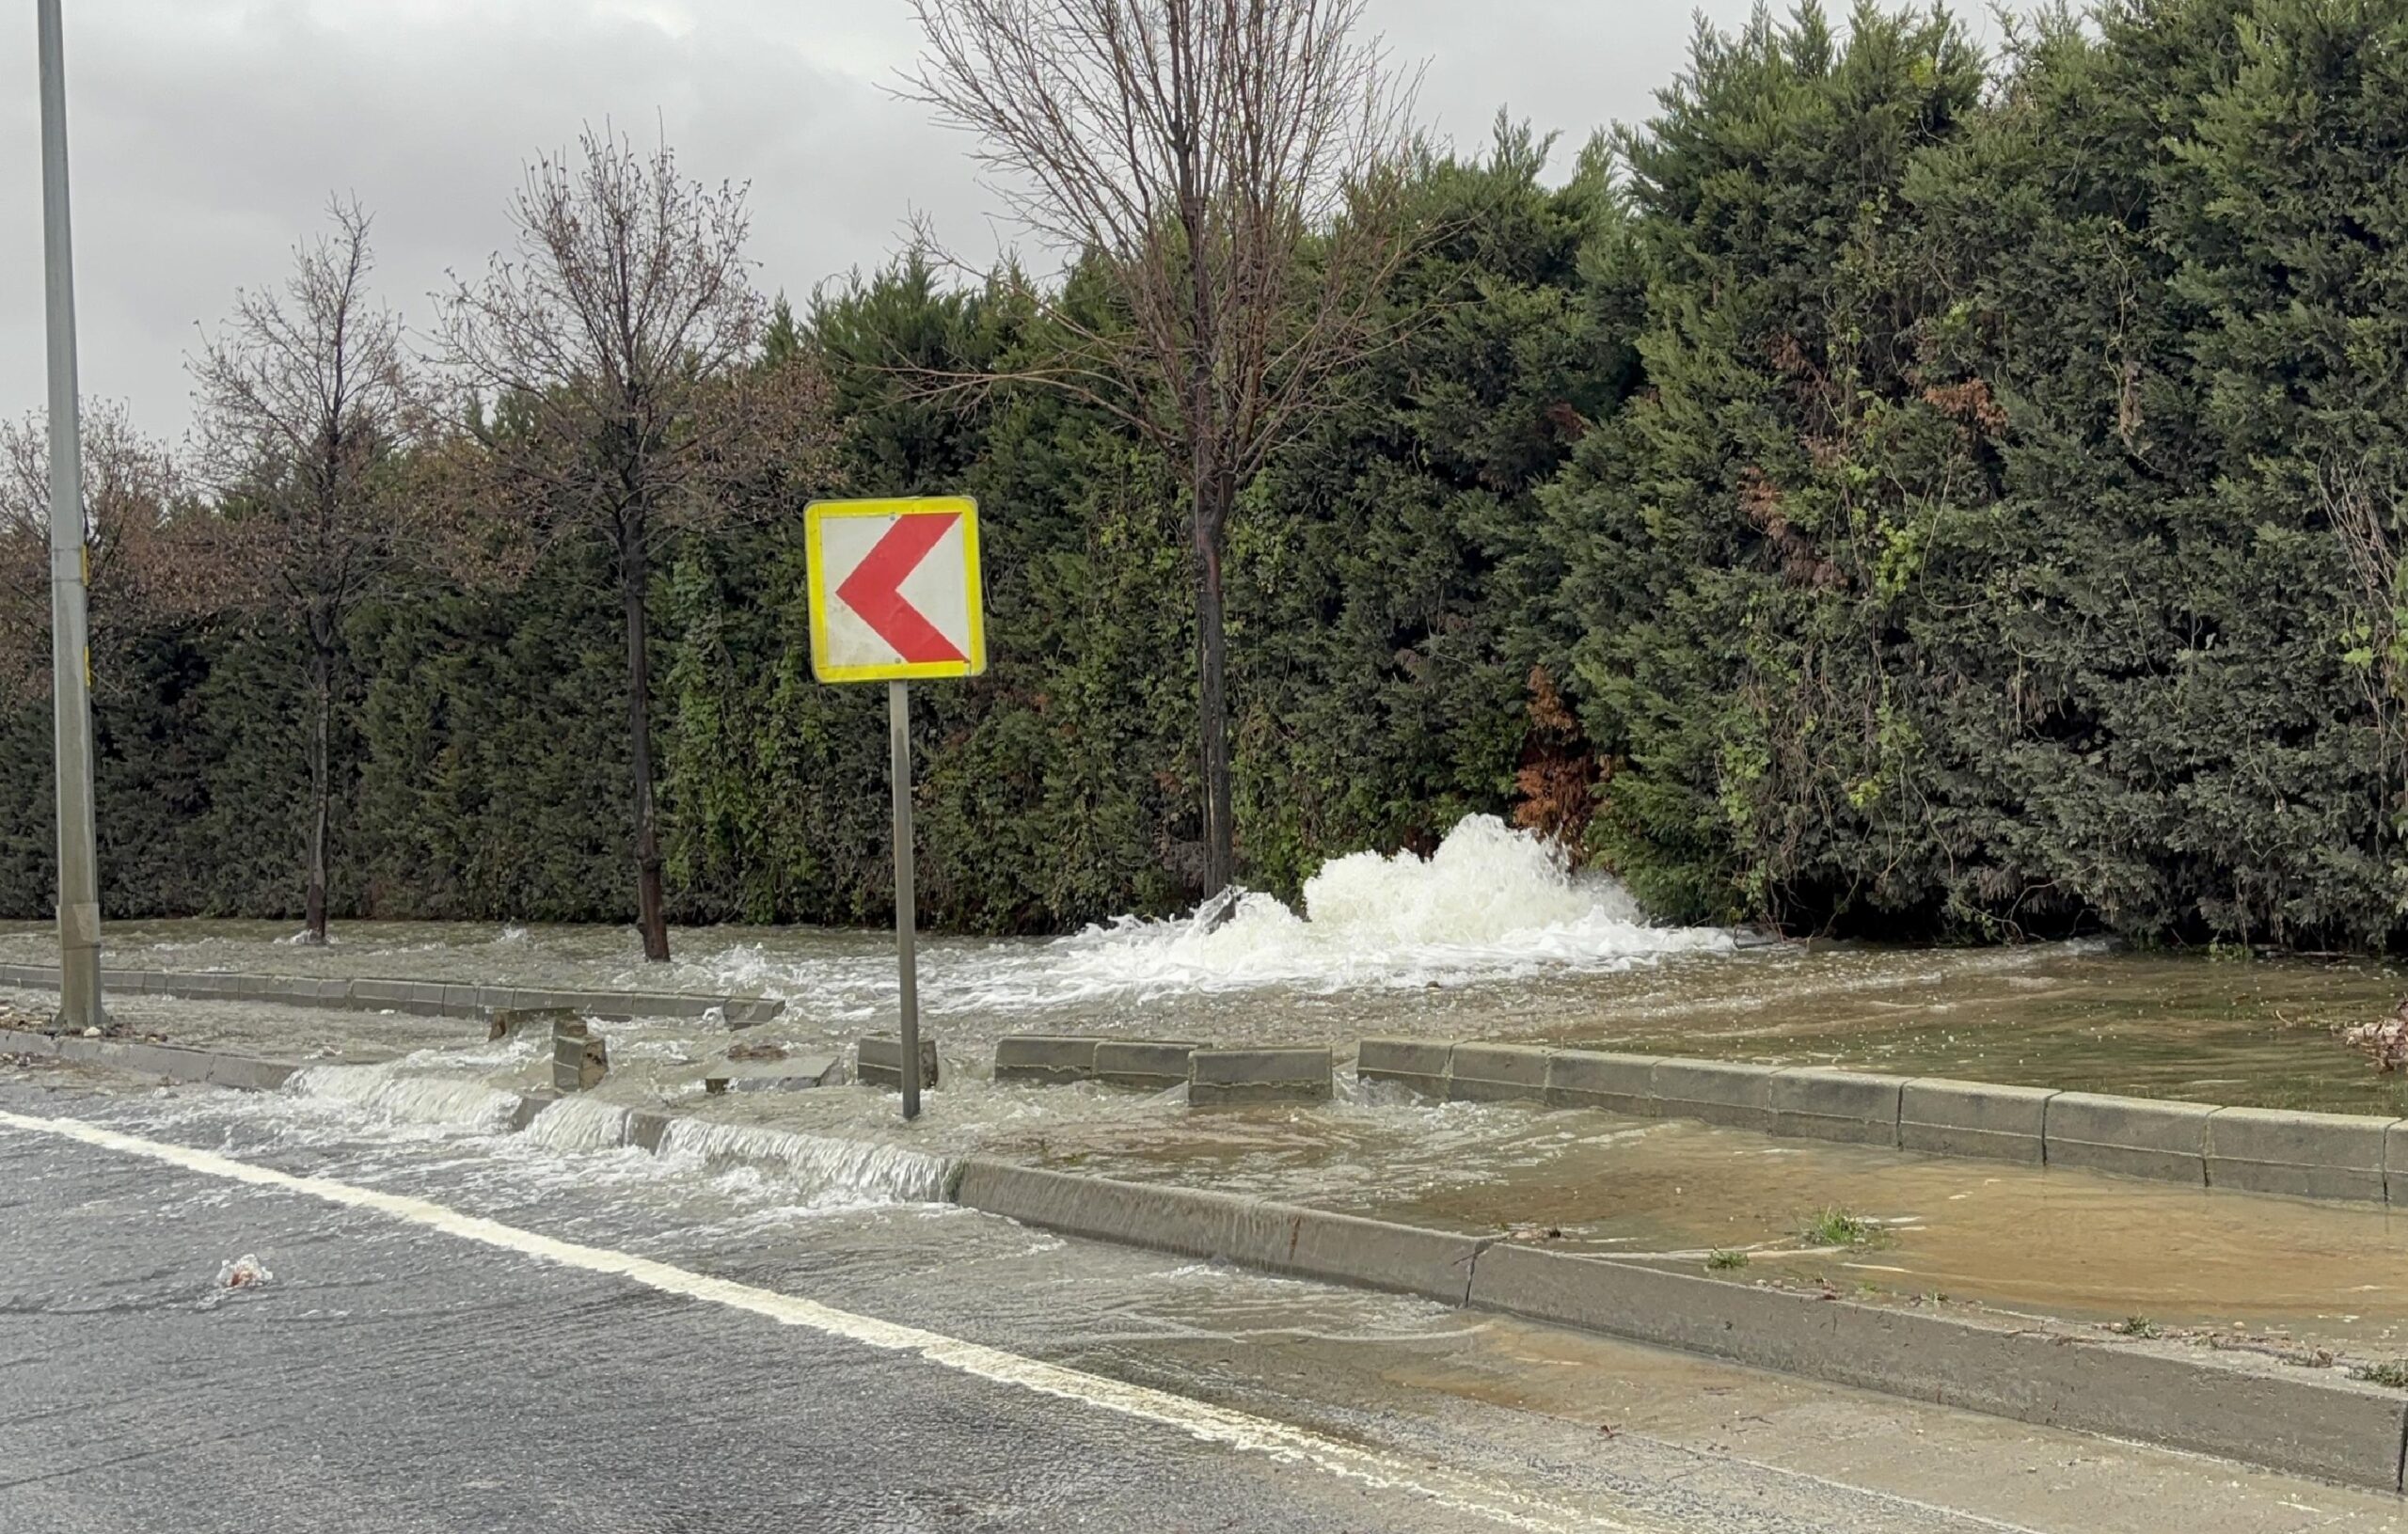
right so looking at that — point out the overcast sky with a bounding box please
[0,1,2039,444]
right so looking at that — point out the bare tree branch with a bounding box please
[900,0,1424,895]
[430,126,831,961]
[189,197,422,942]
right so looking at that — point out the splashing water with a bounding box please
[523,1095,633,1152]
[1037,815,1729,1001]
[286,1062,521,1134]
[667,815,1729,1013]
[658,1117,955,1208]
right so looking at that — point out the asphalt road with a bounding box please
[2,1068,2403,1534]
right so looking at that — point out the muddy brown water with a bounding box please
[8,909,2408,1367]
[5,917,2403,1114]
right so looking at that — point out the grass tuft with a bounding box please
[1801,1207,1882,1248]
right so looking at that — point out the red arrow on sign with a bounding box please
[835,513,967,664]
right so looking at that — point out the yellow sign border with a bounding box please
[804,497,987,684]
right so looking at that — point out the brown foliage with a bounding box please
[1921,376,2007,435]
[1512,666,1601,851]
[0,401,215,703]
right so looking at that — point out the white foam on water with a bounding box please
[522,1095,632,1152]
[667,815,1732,1013]
[285,1062,520,1134]
[1028,814,1730,1001]
[657,1117,955,1208]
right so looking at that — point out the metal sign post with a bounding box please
[887,679,919,1120]
[805,497,985,1121]
[38,0,103,1033]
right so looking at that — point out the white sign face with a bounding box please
[804,497,986,683]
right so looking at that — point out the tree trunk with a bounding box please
[620,530,671,962]
[1194,467,1235,899]
[304,634,333,945]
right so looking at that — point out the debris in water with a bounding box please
[216,1254,272,1289]
[2339,1002,2408,1072]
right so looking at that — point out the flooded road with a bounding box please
[8,1070,2405,1534]
[4,813,2401,1115]
[8,826,2407,1531]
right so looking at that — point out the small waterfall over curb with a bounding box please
[286,1063,520,1133]
[658,1117,956,1208]
[523,1096,634,1151]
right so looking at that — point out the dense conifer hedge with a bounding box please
[7,1,2406,948]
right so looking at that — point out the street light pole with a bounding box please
[38,0,104,1032]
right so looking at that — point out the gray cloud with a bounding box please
[0,1,2038,443]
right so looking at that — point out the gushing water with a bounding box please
[658,1117,955,1207]
[287,1062,520,1133]
[679,815,1730,1012]
[524,1096,633,1152]
[1035,815,1730,1000]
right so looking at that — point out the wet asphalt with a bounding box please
[4,1068,2406,1534]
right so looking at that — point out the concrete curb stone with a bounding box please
[1,964,781,1027]
[1355,1037,1450,1099]
[1092,1040,1196,1092]
[954,1159,1487,1305]
[1468,1242,2408,1493]
[857,1034,940,1091]
[993,1035,1100,1084]
[2207,1106,2397,1202]
[1650,1058,1778,1132]
[2045,1092,2213,1184]
[1770,1067,1903,1147]
[1543,1050,1658,1116]
[1445,1043,1549,1104]
[0,1027,59,1057]
[1188,1047,1331,1107]
[1899,1078,2056,1165]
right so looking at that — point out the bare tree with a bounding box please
[435,128,771,962]
[0,400,206,702]
[904,0,1420,898]
[190,198,418,945]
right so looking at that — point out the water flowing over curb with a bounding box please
[8,1024,2406,1494]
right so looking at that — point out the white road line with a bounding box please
[0,1108,1644,1534]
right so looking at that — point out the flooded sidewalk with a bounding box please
[7,813,2406,1378]
[26,992,2400,1377]
[4,910,2403,1115]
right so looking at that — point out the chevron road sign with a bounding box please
[805,497,986,683]
[803,496,988,1123]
